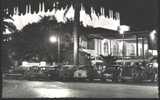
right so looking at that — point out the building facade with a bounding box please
[79,37,151,58]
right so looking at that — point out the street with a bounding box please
[2,79,159,98]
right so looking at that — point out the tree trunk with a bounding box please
[73,1,80,65]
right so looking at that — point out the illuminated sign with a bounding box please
[22,61,46,67]
[40,61,46,66]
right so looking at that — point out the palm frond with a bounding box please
[2,21,17,33]
[2,0,118,18]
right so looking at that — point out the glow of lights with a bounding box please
[153,63,158,68]
[119,30,124,34]
[148,50,158,56]
[49,36,57,43]
[40,61,46,67]
[42,67,45,70]
[21,61,40,67]
[22,61,28,66]
[118,25,130,34]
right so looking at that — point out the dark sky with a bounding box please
[112,0,158,30]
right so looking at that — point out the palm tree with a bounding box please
[1,10,19,72]
[2,0,121,65]
[1,10,18,48]
[2,0,120,16]
[1,10,17,34]
[100,54,118,67]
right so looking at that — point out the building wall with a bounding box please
[80,35,152,57]
[85,38,149,57]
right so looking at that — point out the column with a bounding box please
[110,39,112,55]
[57,32,60,63]
[142,37,144,58]
[100,39,102,55]
[136,35,139,56]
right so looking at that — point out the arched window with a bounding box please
[104,41,109,55]
[130,44,135,56]
[113,41,119,56]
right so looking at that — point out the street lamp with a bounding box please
[149,29,157,54]
[150,30,156,41]
[118,25,130,67]
[49,36,57,43]
[49,35,60,64]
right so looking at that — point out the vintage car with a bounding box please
[72,65,102,81]
[115,58,158,82]
[91,56,103,66]
[102,64,122,82]
[23,66,59,80]
[114,59,144,82]
[23,66,42,80]
[58,65,76,81]
[40,66,60,80]
[73,65,88,80]
[144,62,158,82]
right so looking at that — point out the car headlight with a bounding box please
[41,68,45,70]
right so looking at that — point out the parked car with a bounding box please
[39,66,60,80]
[115,57,158,82]
[144,63,158,82]
[23,66,53,80]
[73,63,122,82]
[73,65,106,82]
[91,56,103,66]
[4,66,26,80]
[115,59,144,82]
[73,65,88,81]
[102,65,122,82]
[58,65,76,81]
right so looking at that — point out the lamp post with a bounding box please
[118,25,130,67]
[49,35,60,64]
[49,35,57,43]
[120,29,125,67]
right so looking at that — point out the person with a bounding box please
[112,66,120,82]
[154,68,158,82]
[132,62,140,81]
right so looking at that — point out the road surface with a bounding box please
[2,79,159,98]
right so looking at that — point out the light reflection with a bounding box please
[34,88,72,98]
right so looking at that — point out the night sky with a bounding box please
[112,0,158,30]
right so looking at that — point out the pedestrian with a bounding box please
[112,66,119,82]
